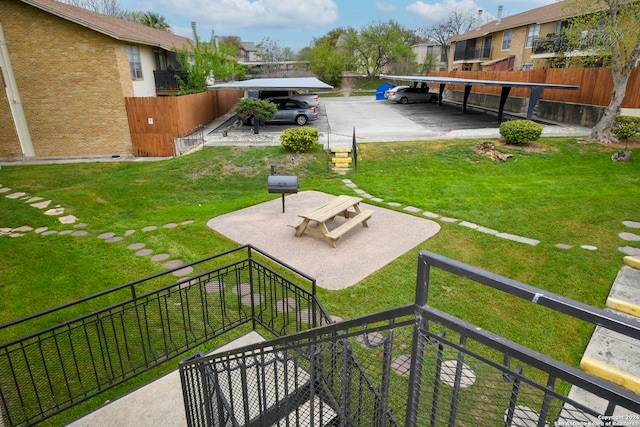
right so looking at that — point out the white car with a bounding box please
[387,87,439,104]
[384,85,408,98]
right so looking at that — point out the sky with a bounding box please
[123,0,558,50]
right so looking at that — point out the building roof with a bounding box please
[450,0,579,43]
[18,0,192,51]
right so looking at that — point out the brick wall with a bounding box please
[1,1,133,160]
[510,27,527,70]
[0,84,22,160]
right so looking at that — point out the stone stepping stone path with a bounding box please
[439,360,476,387]
[176,278,198,289]
[297,308,323,324]
[275,297,297,313]
[151,253,170,262]
[390,354,412,376]
[172,266,194,277]
[241,294,264,307]
[343,179,640,255]
[355,331,385,347]
[619,221,640,256]
[504,405,550,427]
[163,259,184,269]
[205,280,225,293]
[1,185,202,269]
[232,283,252,296]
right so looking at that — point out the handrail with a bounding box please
[417,250,640,338]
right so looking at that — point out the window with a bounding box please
[502,30,512,50]
[526,24,541,48]
[126,45,143,79]
[427,45,433,55]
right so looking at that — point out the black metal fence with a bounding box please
[0,245,329,427]
[179,250,640,427]
[153,70,189,92]
[453,46,493,62]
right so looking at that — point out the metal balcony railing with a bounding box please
[180,251,640,427]
[533,33,612,55]
[453,46,493,62]
[0,245,329,427]
[154,70,189,92]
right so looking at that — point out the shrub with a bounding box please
[234,97,276,122]
[499,120,543,144]
[280,128,319,152]
[612,116,640,140]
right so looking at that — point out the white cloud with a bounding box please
[375,1,396,12]
[151,0,339,35]
[407,0,481,23]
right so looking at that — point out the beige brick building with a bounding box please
[448,0,576,72]
[0,0,191,161]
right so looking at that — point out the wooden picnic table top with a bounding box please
[299,195,362,223]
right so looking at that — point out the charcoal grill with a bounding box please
[267,167,298,213]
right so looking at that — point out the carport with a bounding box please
[380,74,579,122]
[208,77,333,133]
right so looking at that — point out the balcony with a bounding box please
[2,248,639,426]
[154,70,189,96]
[453,46,493,62]
[533,33,611,56]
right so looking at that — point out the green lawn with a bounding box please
[1,137,638,424]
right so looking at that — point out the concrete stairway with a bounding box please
[330,147,353,170]
[560,256,640,422]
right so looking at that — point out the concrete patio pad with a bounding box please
[207,190,440,290]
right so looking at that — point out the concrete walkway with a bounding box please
[67,332,266,427]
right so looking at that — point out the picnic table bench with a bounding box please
[289,195,373,247]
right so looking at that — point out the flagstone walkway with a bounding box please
[2,180,640,258]
[0,183,196,278]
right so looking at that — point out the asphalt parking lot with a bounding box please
[320,96,503,142]
[207,95,591,146]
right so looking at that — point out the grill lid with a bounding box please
[267,175,299,194]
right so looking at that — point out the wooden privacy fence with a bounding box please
[125,90,243,157]
[430,68,640,108]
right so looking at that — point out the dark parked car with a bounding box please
[246,99,318,126]
[387,87,439,104]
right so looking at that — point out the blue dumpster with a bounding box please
[375,82,394,100]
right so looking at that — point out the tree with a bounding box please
[563,0,640,144]
[175,23,245,94]
[257,37,297,77]
[60,0,128,18]
[307,39,348,87]
[127,11,171,32]
[343,20,416,79]
[418,53,439,74]
[420,7,478,67]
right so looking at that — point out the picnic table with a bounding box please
[289,195,373,247]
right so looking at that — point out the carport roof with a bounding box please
[209,77,333,91]
[380,74,579,122]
